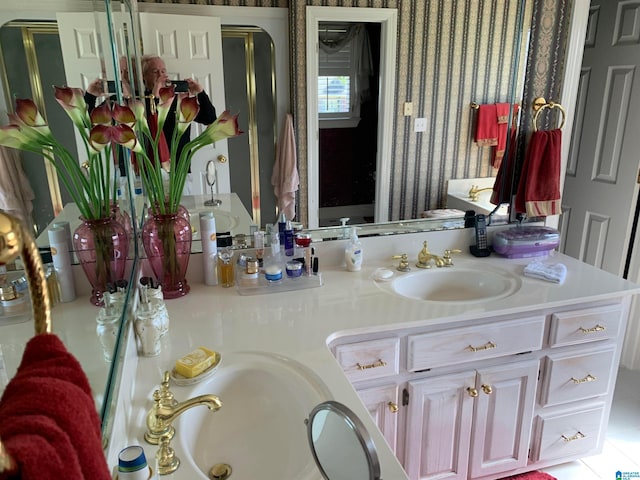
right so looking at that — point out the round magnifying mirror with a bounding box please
[204,159,221,206]
[305,401,382,480]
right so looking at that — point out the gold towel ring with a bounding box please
[533,100,566,131]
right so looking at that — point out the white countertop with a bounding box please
[112,227,640,479]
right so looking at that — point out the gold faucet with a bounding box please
[145,372,222,445]
[145,371,222,475]
[468,185,493,201]
[417,241,446,268]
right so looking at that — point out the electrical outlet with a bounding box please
[403,102,413,116]
[414,117,427,132]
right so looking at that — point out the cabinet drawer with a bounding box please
[540,346,616,407]
[407,316,545,371]
[334,337,400,383]
[549,304,623,347]
[531,404,605,462]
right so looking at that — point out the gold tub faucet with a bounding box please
[468,185,493,202]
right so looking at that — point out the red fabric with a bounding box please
[148,114,171,169]
[490,117,519,206]
[515,129,562,217]
[499,471,557,480]
[493,103,518,169]
[0,334,111,480]
[475,104,499,147]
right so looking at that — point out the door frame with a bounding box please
[306,6,397,229]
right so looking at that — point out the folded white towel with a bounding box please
[523,261,567,284]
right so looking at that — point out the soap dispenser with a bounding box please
[344,227,363,272]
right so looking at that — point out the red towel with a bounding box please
[493,103,518,169]
[515,129,562,217]
[475,104,499,147]
[0,334,111,480]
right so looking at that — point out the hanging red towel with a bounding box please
[493,103,518,169]
[0,334,111,480]
[515,129,562,217]
[474,104,499,147]
[490,121,519,206]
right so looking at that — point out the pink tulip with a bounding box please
[156,85,175,127]
[113,104,136,127]
[15,99,48,128]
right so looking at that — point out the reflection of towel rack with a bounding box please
[532,96,566,131]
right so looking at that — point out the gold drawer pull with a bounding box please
[466,341,496,352]
[356,359,387,370]
[561,431,586,442]
[481,384,493,395]
[388,402,399,413]
[571,374,597,384]
[467,387,479,397]
[579,324,606,334]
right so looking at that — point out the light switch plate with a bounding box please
[414,117,427,132]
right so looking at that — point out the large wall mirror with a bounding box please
[0,0,139,440]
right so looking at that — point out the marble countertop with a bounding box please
[112,227,640,478]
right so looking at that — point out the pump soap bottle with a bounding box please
[344,227,363,272]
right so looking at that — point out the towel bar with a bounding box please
[0,211,53,474]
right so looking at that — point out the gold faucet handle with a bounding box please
[443,249,462,266]
[391,254,410,272]
[159,371,178,407]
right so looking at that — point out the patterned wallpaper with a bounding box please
[140,0,572,225]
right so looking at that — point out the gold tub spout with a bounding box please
[468,185,493,202]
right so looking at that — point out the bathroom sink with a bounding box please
[176,351,332,479]
[389,265,521,303]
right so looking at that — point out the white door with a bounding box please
[139,12,229,196]
[57,12,114,165]
[560,1,640,275]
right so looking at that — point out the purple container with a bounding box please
[492,226,560,258]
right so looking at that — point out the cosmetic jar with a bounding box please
[264,265,283,282]
[246,257,259,275]
[295,233,312,248]
[286,260,303,278]
[0,283,27,314]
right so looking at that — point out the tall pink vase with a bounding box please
[73,217,129,306]
[141,210,192,299]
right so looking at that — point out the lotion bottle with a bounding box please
[344,227,363,272]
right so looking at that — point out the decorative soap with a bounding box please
[175,347,218,378]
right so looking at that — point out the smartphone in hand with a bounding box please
[170,80,189,92]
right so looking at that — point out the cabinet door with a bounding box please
[469,360,538,478]
[404,371,476,480]
[357,383,400,454]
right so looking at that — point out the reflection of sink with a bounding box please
[177,352,331,479]
[390,266,521,303]
[191,210,239,238]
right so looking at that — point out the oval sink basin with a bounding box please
[390,266,521,303]
[176,351,332,480]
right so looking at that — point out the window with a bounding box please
[317,23,362,126]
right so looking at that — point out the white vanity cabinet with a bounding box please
[329,298,631,480]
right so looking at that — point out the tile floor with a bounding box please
[542,367,640,480]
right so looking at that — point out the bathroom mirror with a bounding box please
[306,400,381,480]
[0,0,139,441]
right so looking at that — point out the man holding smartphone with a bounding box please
[141,55,217,179]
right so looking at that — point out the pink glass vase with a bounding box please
[73,216,129,306]
[141,209,192,299]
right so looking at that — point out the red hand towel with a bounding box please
[475,104,499,147]
[515,129,562,217]
[493,103,518,169]
[0,334,111,480]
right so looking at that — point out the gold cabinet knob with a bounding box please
[482,384,493,395]
[467,387,479,398]
[217,154,227,163]
[388,402,399,413]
